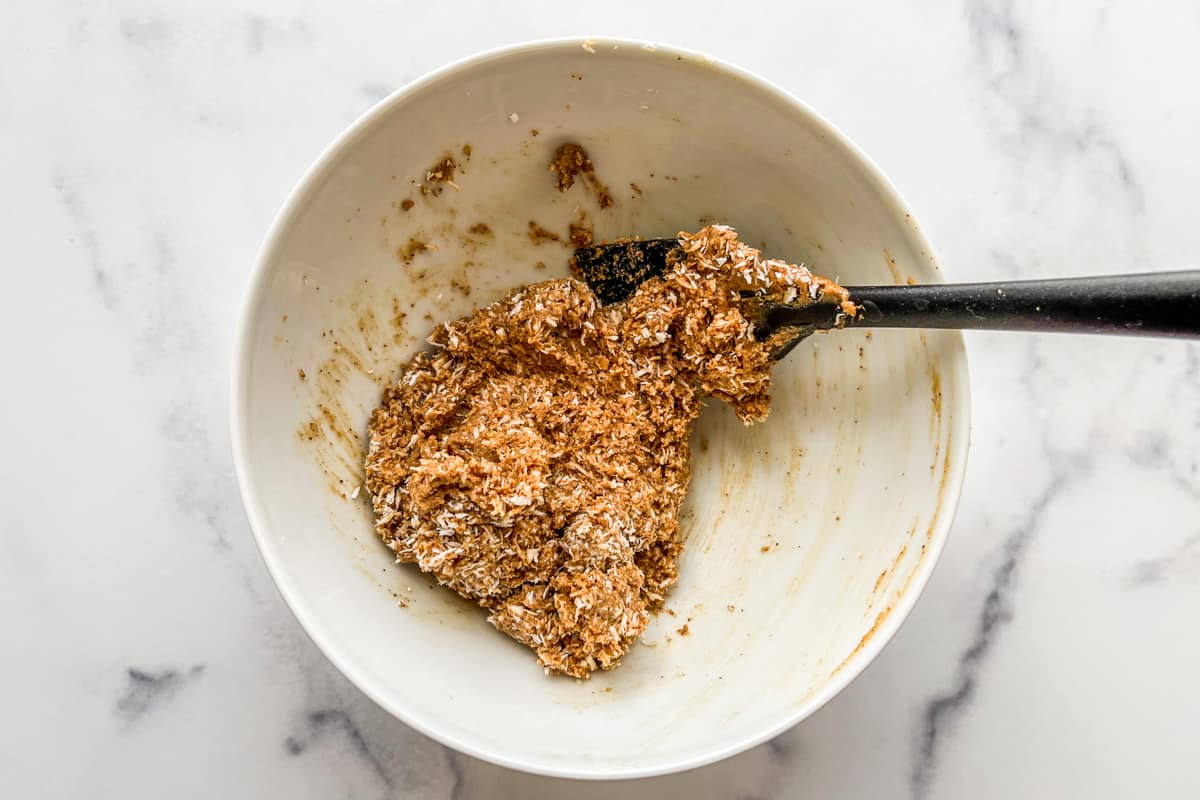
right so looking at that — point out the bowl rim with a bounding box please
[230,35,971,781]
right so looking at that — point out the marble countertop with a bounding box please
[5,1,1199,797]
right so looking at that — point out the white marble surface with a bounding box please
[4,1,1199,797]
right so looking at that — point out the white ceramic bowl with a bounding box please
[232,39,969,779]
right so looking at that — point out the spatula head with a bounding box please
[568,237,683,305]
[569,236,855,360]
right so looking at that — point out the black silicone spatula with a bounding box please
[570,238,1200,357]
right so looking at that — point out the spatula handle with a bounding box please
[846,271,1200,337]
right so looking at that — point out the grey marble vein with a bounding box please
[115,665,205,725]
[50,165,249,554]
[965,0,1146,214]
[53,172,115,308]
[1127,531,1200,587]
[285,709,394,795]
[120,15,175,53]
[161,399,238,550]
[358,82,394,104]
[911,471,1069,797]
[446,749,468,800]
[245,15,315,55]
[765,734,796,761]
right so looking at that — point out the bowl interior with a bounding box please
[234,40,968,778]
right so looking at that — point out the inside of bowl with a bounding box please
[237,41,967,776]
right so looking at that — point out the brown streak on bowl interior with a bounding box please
[294,301,400,506]
[929,363,944,470]
[528,220,562,244]
[831,388,955,677]
[397,237,428,264]
[883,248,902,285]
[926,431,955,543]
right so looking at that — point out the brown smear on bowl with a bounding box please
[397,236,429,264]
[926,429,955,545]
[883,248,903,285]
[295,308,396,499]
[527,221,563,245]
[930,367,943,471]
[829,398,956,679]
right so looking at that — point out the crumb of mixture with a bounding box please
[468,222,492,236]
[531,128,540,137]
[549,144,589,191]
[527,221,562,244]
[677,624,690,636]
[462,143,472,158]
[420,155,458,196]
[365,224,844,677]
[428,157,456,182]
[535,260,546,270]
[400,198,414,211]
[297,369,306,381]
[568,215,594,247]
[550,143,613,208]
[630,182,643,196]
